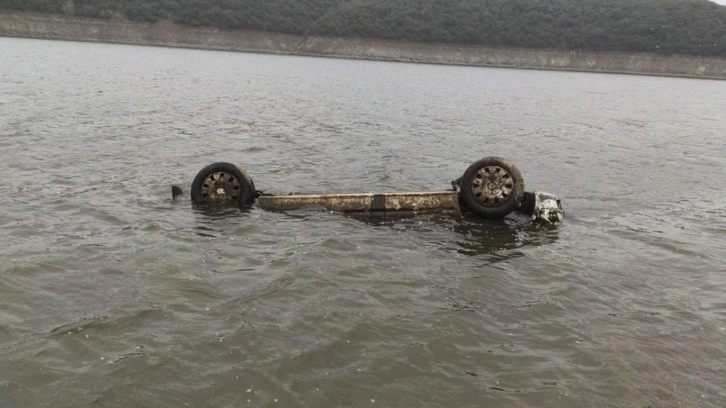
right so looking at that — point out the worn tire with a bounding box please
[459,157,524,218]
[190,162,256,206]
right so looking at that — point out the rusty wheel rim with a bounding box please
[470,165,514,207]
[199,171,242,201]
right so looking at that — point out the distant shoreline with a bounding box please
[2,11,726,80]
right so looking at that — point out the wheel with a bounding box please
[190,162,256,206]
[459,157,524,218]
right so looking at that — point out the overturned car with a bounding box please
[176,157,564,224]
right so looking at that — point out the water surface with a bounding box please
[1,38,725,407]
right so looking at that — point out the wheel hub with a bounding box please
[470,166,513,206]
[200,171,242,201]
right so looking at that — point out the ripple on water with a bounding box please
[2,38,726,407]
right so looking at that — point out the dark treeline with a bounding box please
[2,0,726,56]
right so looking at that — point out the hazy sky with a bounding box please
[712,0,726,4]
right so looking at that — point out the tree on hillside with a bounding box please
[2,0,726,56]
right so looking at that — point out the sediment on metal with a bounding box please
[256,191,460,214]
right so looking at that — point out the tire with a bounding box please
[459,157,524,218]
[190,162,256,206]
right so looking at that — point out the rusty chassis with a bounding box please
[174,157,564,224]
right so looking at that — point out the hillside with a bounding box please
[1,0,726,56]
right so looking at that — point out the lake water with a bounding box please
[1,37,725,407]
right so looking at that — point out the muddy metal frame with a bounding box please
[174,157,564,224]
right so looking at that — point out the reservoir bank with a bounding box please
[2,11,726,79]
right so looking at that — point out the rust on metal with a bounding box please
[257,191,461,214]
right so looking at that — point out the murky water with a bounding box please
[1,37,725,407]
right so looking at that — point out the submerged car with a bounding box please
[176,156,563,224]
